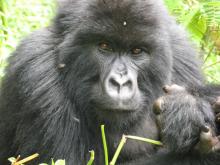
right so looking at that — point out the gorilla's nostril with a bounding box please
[107,75,135,99]
[110,78,120,87]
[109,78,120,93]
[123,80,132,89]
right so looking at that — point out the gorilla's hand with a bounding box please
[153,84,218,153]
[213,97,220,124]
[194,126,220,153]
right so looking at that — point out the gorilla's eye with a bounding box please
[131,48,142,55]
[99,42,113,52]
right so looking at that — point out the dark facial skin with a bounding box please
[91,41,147,112]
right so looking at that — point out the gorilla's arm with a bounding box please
[119,85,219,165]
[190,85,220,107]
[134,152,220,165]
[152,22,220,153]
[154,86,216,151]
[0,28,79,164]
[118,84,220,165]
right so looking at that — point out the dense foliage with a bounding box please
[165,0,220,82]
[0,0,55,79]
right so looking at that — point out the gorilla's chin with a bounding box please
[101,104,137,113]
[92,102,140,124]
[91,93,143,115]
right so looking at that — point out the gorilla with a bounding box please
[0,0,220,164]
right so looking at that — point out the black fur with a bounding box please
[0,0,220,164]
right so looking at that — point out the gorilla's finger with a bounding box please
[212,135,220,152]
[195,128,213,153]
[215,113,220,123]
[58,63,66,69]
[200,127,212,141]
[195,126,219,153]
[153,97,164,115]
[201,125,210,133]
[162,85,170,93]
[212,141,220,152]
[163,84,185,94]
[213,97,220,113]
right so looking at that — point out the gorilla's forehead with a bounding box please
[88,0,162,28]
[81,0,164,43]
[58,0,168,45]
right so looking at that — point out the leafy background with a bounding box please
[165,0,220,82]
[0,0,56,78]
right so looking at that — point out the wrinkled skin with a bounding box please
[0,0,220,165]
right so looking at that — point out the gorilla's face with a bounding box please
[59,0,173,119]
[91,40,147,113]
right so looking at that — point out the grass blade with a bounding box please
[101,125,109,165]
[110,135,127,165]
[125,135,163,146]
[86,151,95,165]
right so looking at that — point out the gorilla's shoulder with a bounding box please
[15,27,57,56]
[168,24,204,85]
[7,27,58,71]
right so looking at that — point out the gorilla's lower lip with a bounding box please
[103,108,135,113]
[91,98,139,113]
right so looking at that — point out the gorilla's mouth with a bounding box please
[103,108,136,113]
[91,97,141,114]
[91,86,143,114]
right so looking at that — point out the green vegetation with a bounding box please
[7,125,162,165]
[86,151,95,165]
[0,0,56,78]
[8,154,65,165]
[39,159,66,165]
[165,0,220,82]
[101,125,109,165]
[100,125,162,165]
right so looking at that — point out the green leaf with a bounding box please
[8,157,17,163]
[54,160,65,165]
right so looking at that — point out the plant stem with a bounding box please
[13,153,39,165]
[101,125,109,165]
[87,150,95,165]
[110,135,127,165]
[203,60,220,69]
[125,135,163,146]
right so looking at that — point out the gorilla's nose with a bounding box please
[109,77,132,92]
[105,74,135,100]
